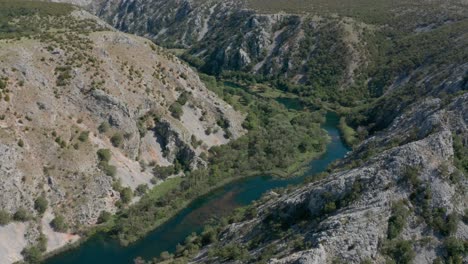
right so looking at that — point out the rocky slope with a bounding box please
[0,3,244,263]
[70,0,468,93]
[185,74,467,263]
[151,7,467,260]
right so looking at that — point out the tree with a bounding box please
[34,196,48,215]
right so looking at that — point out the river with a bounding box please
[45,112,349,264]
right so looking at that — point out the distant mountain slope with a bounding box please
[69,0,468,108]
[0,1,244,263]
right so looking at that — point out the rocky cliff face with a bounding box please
[0,4,243,263]
[69,0,368,86]
[184,66,467,263]
[75,0,467,91]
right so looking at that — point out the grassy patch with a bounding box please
[338,117,358,147]
[147,177,183,200]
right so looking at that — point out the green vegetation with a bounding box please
[382,239,415,264]
[99,161,117,177]
[98,121,110,133]
[0,0,73,40]
[0,210,11,225]
[135,184,149,196]
[119,187,133,204]
[209,243,249,261]
[50,214,68,232]
[22,233,48,263]
[110,132,124,147]
[453,133,468,174]
[443,237,467,264]
[22,246,43,264]
[338,117,358,147]
[169,102,183,119]
[13,207,30,222]
[387,200,410,240]
[34,195,48,215]
[78,131,89,142]
[97,211,112,224]
[428,208,458,237]
[176,91,190,105]
[97,149,112,162]
[97,148,117,176]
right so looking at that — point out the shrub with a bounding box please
[387,201,410,239]
[169,102,183,119]
[99,161,117,177]
[97,211,112,224]
[97,149,111,162]
[110,133,124,147]
[323,201,337,214]
[402,166,421,187]
[36,233,47,252]
[210,243,249,261]
[201,227,217,246]
[135,184,149,196]
[34,196,48,215]
[21,246,42,264]
[13,207,30,222]
[443,237,466,263]
[120,187,133,204]
[98,121,110,133]
[50,214,68,232]
[78,131,89,142]
[382,239,415,264]
[153,165,175,180]
[0,210,11,225]
[18,139,24,147]
[159,251,173,261]
[430,208,458,236]
[176,91,190,105]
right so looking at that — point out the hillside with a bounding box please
[78,0,468,106]
[61,0,468,263]
[171,68,468,264]
[2,0,467,263]
[0,1,245,263]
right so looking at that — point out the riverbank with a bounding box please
[44,112,348,264]
[42,137,328,261]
